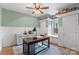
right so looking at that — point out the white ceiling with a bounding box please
[0,3,77,17]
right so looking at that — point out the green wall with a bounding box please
[71,3,79,8]
[66,3,79,9]
[2,8,40,27]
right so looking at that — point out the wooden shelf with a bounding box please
[56,10,79,17]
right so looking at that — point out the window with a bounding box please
[48,18,58,35]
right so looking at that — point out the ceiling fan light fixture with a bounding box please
[35,3,40,9]
[32,9,42,14]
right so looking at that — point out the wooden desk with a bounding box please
[23,36,50,55]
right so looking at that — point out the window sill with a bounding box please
[48,34,58,38]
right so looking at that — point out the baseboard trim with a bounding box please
[2,44,17,48]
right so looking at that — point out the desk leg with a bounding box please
[23,42,24,53]
[48,38,50,48]
[23,40,25,54]
[42,41,44,45]
[27,44,30,55]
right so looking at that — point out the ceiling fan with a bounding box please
[25,3,49,14]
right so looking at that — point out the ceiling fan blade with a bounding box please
[25,7,34,9]
[41,7,49,9]
[39,10,43,14]
[32,11,35,14]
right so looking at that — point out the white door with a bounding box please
[58,18,64,46]
[76,14,79,51]
[62,14,77,50]
[77,25,79,51]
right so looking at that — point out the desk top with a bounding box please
[23,36,49,45]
